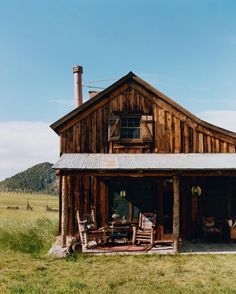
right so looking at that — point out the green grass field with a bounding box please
[1,192,236,293]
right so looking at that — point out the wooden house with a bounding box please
[51,67,236,252]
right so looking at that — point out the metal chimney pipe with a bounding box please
[73,65,83,107]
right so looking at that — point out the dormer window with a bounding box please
[120,117,140,139]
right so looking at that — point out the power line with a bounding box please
[84,76,120,85]
[82,85,105,90]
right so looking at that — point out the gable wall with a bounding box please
[60,81,236,154]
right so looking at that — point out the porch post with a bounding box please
[61,175,67,247]
[173,175,180,253]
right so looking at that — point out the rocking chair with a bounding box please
[76,208,107,248]
[132,212,157,246]
[202,216,222,242]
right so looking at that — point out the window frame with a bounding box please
[120,115,141,140]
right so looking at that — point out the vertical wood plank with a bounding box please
[92,112,97,152]
[222,142,228,153]
[61,175,67,247]
[188,127,193,152]
[58,175,62,235]
[153,106,158,152]
[184,124,189,153]
[215,138,220,152]
[207,136,212,153]
[165,112,172,152]
[67,176,72,236]
[157,108,165,152]
[180,178,187,239]
[174,117,181,153]
[74,175,79,211]
[100,179,107,226]
[228,144,236,153]
[198,133,204,153]
[173,175,180,253]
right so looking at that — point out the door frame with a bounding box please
[157,178,174,241]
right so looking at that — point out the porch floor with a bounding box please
[82,241,236,255]
[181,241,236,254]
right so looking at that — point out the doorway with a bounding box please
[159,178,174,240]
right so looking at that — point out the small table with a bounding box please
[107,223,130,243]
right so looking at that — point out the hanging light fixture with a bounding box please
[120,190,126,197]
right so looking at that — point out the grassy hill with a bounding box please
[0,162,58,195]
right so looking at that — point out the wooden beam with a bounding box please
[173,175,180,253]
[61,176,67,247]
[59,170,236,178]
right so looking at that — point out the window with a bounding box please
[108,114,153,142]
[120,117,140,139]
[109,180,155,222]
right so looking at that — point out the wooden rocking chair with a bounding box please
[76,208,107,248]
[202,216,222,242]
[132,212,157,246]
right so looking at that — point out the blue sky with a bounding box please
[0,0,236,179]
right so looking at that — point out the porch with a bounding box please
[53,153,236,253]
[82,242,236,255]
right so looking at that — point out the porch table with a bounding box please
[106,223,131,243]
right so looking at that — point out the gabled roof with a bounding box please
[50,71,236,139]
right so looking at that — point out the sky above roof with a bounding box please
[0,0,236,180]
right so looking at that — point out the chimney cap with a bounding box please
[73,65,83,74]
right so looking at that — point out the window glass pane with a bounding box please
[121,120,128,127]
[133,119,140,127]
[133,128,140,138]
[120,117,140,139]
[127,119,134,127]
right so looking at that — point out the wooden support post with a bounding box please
[173,175,180,253]
[61,176,67,248]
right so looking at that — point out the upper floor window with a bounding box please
[120,117,140,139]
[108,114,153,142]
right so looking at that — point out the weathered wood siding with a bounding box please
[57,80,236,236]
[60,82,236,154]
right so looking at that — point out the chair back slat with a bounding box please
[82,207,97,229]
[139,212,157,230]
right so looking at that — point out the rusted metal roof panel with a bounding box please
[53,153,236,170]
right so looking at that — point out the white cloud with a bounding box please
[198,110,236,132]
[0,121,59,181]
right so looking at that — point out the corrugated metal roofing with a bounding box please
[53,153,236,170]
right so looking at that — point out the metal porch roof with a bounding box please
[53,153,236,171]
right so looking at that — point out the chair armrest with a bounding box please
[98,227,106,231]
[79,220,87,224]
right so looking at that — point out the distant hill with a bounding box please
[0,162,58,195]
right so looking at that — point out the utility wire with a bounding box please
[82,85,105,90]
[84,76,120,85]
[82,75,122,90]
